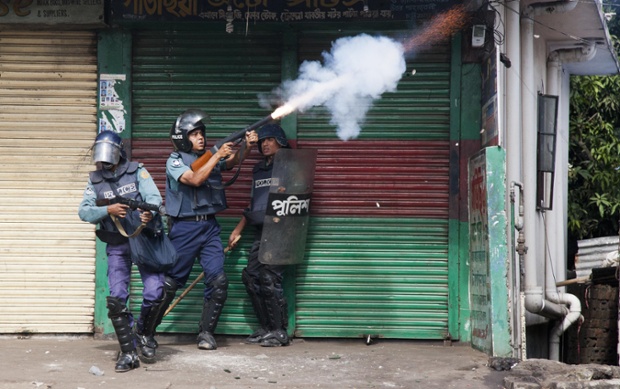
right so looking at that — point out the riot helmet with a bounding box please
[257,124,290,155]
[170,109,209,152]
[92,130,125,165]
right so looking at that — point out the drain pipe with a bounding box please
[521,0,580,330]
[543,45,593,361]
[521,9,568,322]
[520,0,583,360]
[505,0,527,359]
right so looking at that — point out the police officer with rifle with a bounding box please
[78,131,169,372]
[157,109,258,351]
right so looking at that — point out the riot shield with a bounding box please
[258,148,318,265]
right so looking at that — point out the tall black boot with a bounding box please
[259,271,290,347]
[134,306,159,361]
[197,273,228,350]
[135,277,178,361]
[156,276,178,326]
[242,269,270,344]
[107,296,140,372]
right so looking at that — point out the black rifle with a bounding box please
[190,114,273,171]
[95,196,166,215]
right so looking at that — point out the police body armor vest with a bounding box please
[165,151,227,218]
[90,160,142,244]
[243,159,273,227]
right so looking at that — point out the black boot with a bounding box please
[260,329,290,347]
[197,273,228,350]
[115,350,140,372]
[134,331,157,361]
[258,270,290,347]
[246,327,269,344]
[242,269,270,344]
[107,297,141,372]
[135,305,158,361]
[135,279,177,362]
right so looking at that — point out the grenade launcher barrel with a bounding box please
[190,114,274,171]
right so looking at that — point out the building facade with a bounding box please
[0,0,617,361]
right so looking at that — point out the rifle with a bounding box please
[95,196,167,216]
[190,114,274,171]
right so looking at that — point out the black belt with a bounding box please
[174,214,215,222]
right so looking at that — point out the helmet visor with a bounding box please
[93,139,121,165]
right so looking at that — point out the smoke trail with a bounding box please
[266,34,406,141]
[262,7,467,141]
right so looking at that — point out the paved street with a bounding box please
[0,335,508,389]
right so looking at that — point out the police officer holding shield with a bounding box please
[78,131,167,372]
[228,124,293,347]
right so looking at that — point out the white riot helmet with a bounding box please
[92,131,125,165]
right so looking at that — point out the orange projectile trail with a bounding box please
[402,5,470,53]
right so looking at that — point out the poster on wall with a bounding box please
[99,74,127,134]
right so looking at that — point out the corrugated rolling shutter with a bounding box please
[0,30,98,333]
[130,29,282,334]
[295,31,451,339]
[130,27,453,340]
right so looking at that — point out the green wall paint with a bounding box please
[456,58,483,343]
[95,30,133,336]
[468,146,511,356]
[97,30,132,141]
[448,34,462,340]
[460,64,482,141]
[94,239,111,336]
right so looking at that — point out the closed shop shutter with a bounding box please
[295,31,452,339]
[0,30,98,333]
[130,28,453,340]
[130,29,283,334]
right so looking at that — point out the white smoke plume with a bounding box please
[264,33,407,141]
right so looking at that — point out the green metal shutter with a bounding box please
[295,31,452,339]
[129,29,282,334]
[129,28,454,340]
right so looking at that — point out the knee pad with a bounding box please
[242,268,259,294]
[161,276,178,302]
[259,270,281,299]
[209,273,228,304]
[164,276,178,293]
[106,296,127,318]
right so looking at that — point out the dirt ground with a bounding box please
[0,334,509,389]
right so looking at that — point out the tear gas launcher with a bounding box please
[95,196,167,215]
[190,114,274,171]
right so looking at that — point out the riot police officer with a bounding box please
[159,109,257,350]
[228,123,292,347]
[78,131,167,372]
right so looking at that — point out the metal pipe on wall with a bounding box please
[543,44,595,360]
[520,0,581,361]
[504,0,524,359]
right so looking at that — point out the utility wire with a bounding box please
[488,0,603,46]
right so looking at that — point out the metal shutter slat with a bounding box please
[0,30,98,334]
